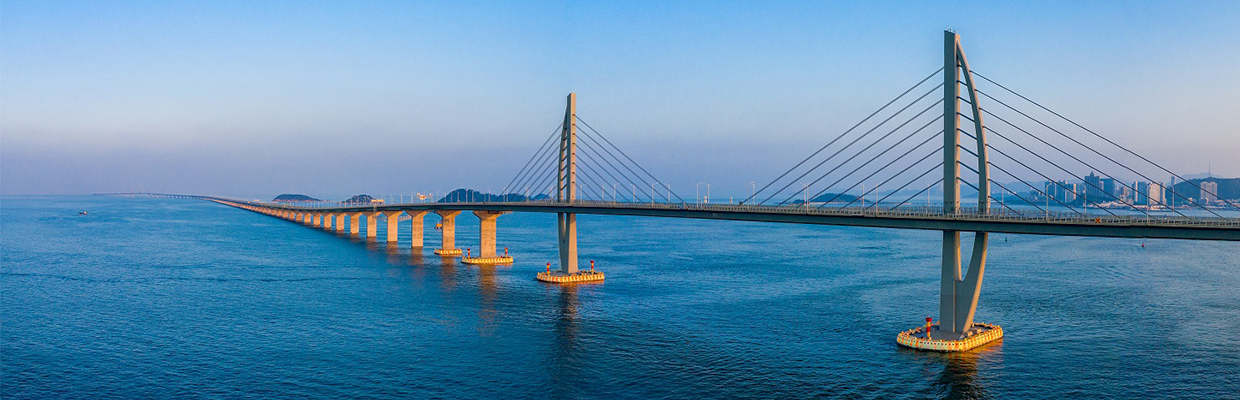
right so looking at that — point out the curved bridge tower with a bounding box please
[899,30,1003,351]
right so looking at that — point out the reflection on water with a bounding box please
[549,284,582,399]
[476,266,499,335]
[8,196,1239,399]
[407,247,426,281]
[901,339,1003,400]
[439,256,458,292]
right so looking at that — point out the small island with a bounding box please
[342,194,384,204]
[272,194,320,203]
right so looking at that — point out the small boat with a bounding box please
[79,211,88,215]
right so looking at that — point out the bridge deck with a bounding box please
[210,197,1240,241]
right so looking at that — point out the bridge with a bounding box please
[147,31,1239,352]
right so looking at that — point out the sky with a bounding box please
[2,0,1238,199]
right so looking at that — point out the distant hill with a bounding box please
[272,194,319,202]
[342,194,380,204]
[438,188,549,203]
[1171,178,1240,201]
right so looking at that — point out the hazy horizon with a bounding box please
[3,1,1239,198]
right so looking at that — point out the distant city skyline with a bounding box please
[2,1,1238,197]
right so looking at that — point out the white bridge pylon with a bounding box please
[939,30,991,339]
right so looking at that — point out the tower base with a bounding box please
[896,322,1003,352]
[536,271,604,284]
[462,256,514,265]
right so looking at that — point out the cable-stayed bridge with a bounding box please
[152,31,1238,352]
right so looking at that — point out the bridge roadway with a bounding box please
[208,197,1240,241]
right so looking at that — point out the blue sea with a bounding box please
[3,195,1238,399]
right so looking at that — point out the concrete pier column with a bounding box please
[408,211,428,248]
[335,214,346,232]
[558,213,578,273]
[383,211,403,242]
[366,212,380,239]
[349,213,361,235]
[474,211,508,258]
[462,210,514,265]
[314,214,323,227]
[324,214,335,230]
[433,210,462,256]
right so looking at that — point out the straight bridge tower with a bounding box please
[538,93,605,283]
[897,30,1004,352]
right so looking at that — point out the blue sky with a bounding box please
[2,1,1238,198]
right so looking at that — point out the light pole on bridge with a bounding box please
[696,182,710,205]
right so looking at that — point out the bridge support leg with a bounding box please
[463,211,513,265]
[335,214,346,232]
[433,210,462,257]
[558,212,577,274]
[366,212,379,239]
[324,214,334,230]
[349,214,361,236]
[409,211,428,249]
[384,211,403,242]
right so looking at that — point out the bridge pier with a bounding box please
[335,214,346,233]
[433,210,463,256]
[348,213,361,236]
[463,211,513,265]
[383,211,403,242]
[408,211,428,248]
[366,212,379,239]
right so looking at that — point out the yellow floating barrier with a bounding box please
[896,322,1003,352]
[433,248,463,257]
[536,271,605,284]
[462,256,514,265]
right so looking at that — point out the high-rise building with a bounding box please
[1084,172,1103,201]
[1044,181,1077,203]
[1201,181,1219,204]
[1167,176,1178,207]
[1100,178,1117,200]
[1136,181,1164,206]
